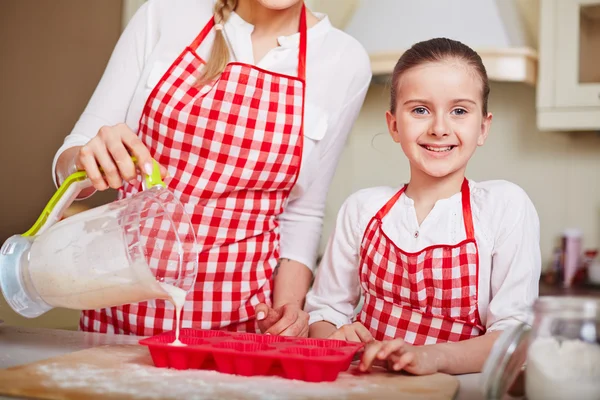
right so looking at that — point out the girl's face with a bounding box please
[386,60,492,180]
[255,0,302,10]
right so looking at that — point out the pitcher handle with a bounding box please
[22,158,165,237]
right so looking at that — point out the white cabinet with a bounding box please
[344,0,538,85]
[537,0,600,131]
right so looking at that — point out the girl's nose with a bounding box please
[428,114,450,137]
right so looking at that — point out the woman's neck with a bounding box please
[236,0,306,36]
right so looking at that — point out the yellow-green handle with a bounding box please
[139,157,166,190]
[22,171,88,237]
[22,158,165,237]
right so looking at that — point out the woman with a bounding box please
[53,0,371,336]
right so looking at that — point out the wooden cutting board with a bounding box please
[0,345,459,400]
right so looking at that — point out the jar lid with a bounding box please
[480,323,530,400]
[563,228,582,237]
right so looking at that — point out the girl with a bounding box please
[305,38,541,375]
[52,0,371,336]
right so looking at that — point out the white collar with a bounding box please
[226,11,332,48]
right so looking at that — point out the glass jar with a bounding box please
[481,296,600,400]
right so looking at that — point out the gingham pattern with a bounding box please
[80,11,307,335]
[357,180,485,345]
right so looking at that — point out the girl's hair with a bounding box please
[195,0,238,87]
[389,38,490,115]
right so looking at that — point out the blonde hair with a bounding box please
[195,0,238,87]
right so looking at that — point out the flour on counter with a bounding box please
[526,337,600,400]
[34,362,373,400]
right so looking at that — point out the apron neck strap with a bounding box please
[191,4,308,81]
[460,178,475,240]
[191,17,215,51]
[297,3,307,81]
[375,185,407,220]
[375,178,476,240]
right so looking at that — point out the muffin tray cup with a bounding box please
[139,329,363,382]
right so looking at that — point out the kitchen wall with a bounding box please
[320,81,600,271]
[0,0,122,329]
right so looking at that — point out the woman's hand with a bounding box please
[359,339,441,376]
[328,322,374,343]
[255,303,309,337]
[75,123,167,190]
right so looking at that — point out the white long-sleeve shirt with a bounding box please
[306,180,542,332]
[52,0,372,271]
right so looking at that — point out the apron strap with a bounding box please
[375,185,407,220]
[376,179,475,240]
[297,3,307,81]
[190,5,308,81]
[461,178,475,240]
[191,17,215,51]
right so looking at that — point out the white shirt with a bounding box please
[305,180,542,332]
[52,0,372,271]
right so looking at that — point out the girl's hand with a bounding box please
[328,322,374,343]
[359,338,441,376]
[76,123,167,190]
[255,303,309,337]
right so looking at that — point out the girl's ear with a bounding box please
[477,112,492,146]
[386,111,401,143]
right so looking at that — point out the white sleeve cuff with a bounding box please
[51,137,90,188]
[487,315,532,332]
[308,310,352,329]
[278,251,317,273]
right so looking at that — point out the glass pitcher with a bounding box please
[0,161,198,318]
[481,296,600,400]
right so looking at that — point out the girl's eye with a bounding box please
[412,107,429,115]
[452,108,468,116]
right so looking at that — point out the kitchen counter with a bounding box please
[0,325,491,400]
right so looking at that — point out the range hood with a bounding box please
[308,0,538,85]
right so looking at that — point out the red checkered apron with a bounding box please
[357,178,485,345]
[80,6,308,335]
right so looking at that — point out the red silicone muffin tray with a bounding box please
[139,329,363,382]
